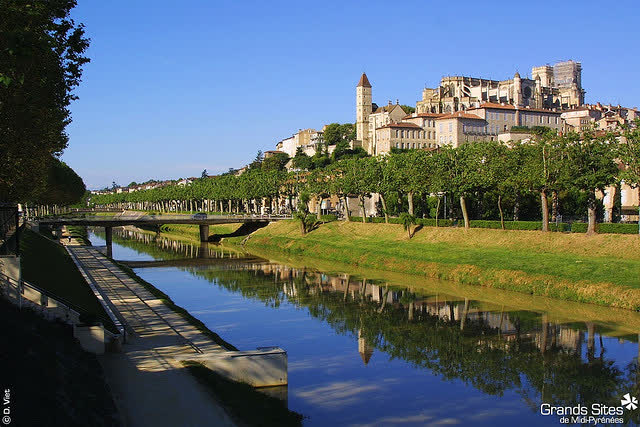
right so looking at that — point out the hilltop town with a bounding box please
[276,60,637,159]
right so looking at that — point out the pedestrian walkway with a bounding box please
[64,243,235,427]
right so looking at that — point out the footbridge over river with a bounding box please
[38,213,291,257]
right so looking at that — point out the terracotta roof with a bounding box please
[357,73,371,88]
[436,111,485,121]
[468,102,516,111]
[376,122,422,130]
[518,107,562,114]
[402,113,446,119]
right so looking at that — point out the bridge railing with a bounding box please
[39,213,294,223]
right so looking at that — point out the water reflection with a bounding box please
[93,227,640,426]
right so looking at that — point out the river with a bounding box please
[88,227,640,426]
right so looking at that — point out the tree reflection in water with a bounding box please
[100,227,640,424]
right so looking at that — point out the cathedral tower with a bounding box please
[356,73,372,150]
[513,71,523,107]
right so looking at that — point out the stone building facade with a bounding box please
[416,60,585,114]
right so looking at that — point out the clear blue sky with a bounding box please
[63,0,640,189]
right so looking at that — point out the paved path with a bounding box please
[64,241,235,427]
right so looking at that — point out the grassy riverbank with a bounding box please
[158,223,243,241]
[20,228,117,330]
[227,220,640,310]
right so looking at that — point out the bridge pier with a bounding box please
[105,226,113,258]
[199,224,209,242]
[199,242,210,259]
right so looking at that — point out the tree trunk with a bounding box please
[317,196,322,217]
[435,196,441,227]
[460,195,470,230]
[460,298,469,330]
[343,196,350,221]
[360,195,366,223]
[498,194,505,230]
[587,195,597,234]
[541,190,549,232]
[407,192,414,216]
[379,193,389,223]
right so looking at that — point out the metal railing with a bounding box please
[0,270,119,340]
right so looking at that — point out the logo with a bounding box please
[621,393,638,411]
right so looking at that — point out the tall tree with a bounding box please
[516,130,567,231]
[323,123,355,146]
[563,129,618,234]
[434,145,483,230]
[0,0,90,202]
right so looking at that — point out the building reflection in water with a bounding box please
[98,226,640,423]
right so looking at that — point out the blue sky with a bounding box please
[63,0,640,189]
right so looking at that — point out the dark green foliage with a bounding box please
[262,152,290,172]
[331,141,368,161]
[292,148,313,170]
[0,0,90,202]
[34,158,86,205]
[323,123,355,146]
[399,104,415,114]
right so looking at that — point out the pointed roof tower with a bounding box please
[357,73,371,88]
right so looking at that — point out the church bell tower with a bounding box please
[356,73,372,151]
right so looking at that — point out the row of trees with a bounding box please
[90,125,640,234]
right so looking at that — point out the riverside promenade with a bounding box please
[62,238,235,426]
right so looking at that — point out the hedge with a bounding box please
[348,216,453,227]
[469,220,570,232]
[417,218,454,227]
[319,214,338,223]
[571,222,639,234]
[342,216,637,234]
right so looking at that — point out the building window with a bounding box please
[449,123,453,132]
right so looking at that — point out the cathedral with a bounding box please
[416,60,585,114]
[355,61,586,155]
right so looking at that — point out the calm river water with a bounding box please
[89,228,640,426]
